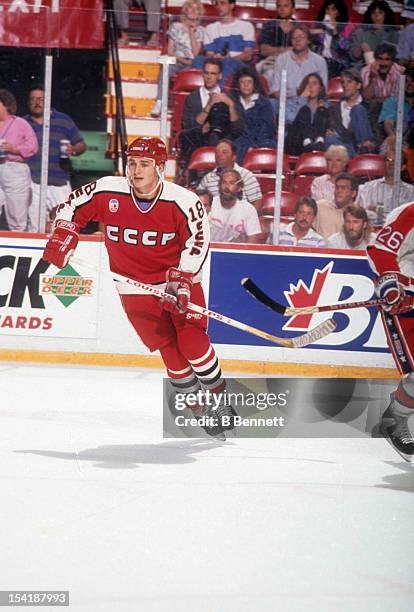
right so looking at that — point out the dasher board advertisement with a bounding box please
[208,245,389,356]
[0,237,100,338]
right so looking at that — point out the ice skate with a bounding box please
[191,403,237,441]
[380,395,414,462]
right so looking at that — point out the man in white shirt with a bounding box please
[356,150,414,224]
[198,139,263,209]
[208,169,262,243]
[328,204,376,249]
[274,196,326,247]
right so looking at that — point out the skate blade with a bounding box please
[225,427,236,438]
[211,431,226,441]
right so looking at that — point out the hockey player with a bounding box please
[367,202,414,461]
[42,136,234,438]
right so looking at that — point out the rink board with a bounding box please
[0,234,396,373]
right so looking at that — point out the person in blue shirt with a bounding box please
[379,69,414,146]
[231,66,277,164]
[24,85,87,232]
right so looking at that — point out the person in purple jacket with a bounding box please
[0,89,38,231]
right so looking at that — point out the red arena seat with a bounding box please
[292,8,314,23]
[244,148,289,173]
[294,151,328,175]
[261,191,297,217]
[327,77,344,101]
[233,5,273,20]
[186,146,216,184]
[172,69,204,93]
[348,154,385,181]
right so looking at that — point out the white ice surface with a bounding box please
[0,364,413,612]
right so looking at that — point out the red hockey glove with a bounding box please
[162,268,193,315]
[376,272,414,315]
[43,219,79,269]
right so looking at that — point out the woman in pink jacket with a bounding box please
[0,89,38,231]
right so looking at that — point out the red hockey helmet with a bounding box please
[126,136,168,166]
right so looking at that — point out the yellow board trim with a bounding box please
[0,349,400,379]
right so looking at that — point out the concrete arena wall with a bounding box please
[0,233,398,378]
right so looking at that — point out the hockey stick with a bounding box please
[70,257,336,348]
[241,277,387,316]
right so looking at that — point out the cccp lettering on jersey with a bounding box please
[106,225,176,246]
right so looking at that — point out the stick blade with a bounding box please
[291,318,337,348]
[241,278,286,314]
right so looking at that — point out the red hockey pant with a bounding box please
[120,283,213,372]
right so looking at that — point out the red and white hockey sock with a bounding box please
[188,346,224,392]
[393,374,414,417]
[160,342,200,395]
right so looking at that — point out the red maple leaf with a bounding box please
[283,262,333,330]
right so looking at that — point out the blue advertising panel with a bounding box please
[208,247,388,354]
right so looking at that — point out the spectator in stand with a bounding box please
[198,139,263,209]
[231,66,276,164]
[356,149,414,223]
[362,43,405,135]
[350,0,398,69]
[379,68,414,145]
[397,1,414,67]
[311,144,349,201]
[257,0,296,78]
[326,68,376,157]
[362,43,404,103]
[328,204,376,249]
[179,58,244,163]
[151,0,204,117]
[315,172,359,238]
[0,89,38,232]
[208,168,262,243]
[113,0,160,46]
[192,0,256,84]
[313,0,353,78]
[272,196,326,247]
[285,73,329,155]
[268,24,328,123]
[25,85,87,233]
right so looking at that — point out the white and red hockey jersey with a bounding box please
[367,202,414,279]
[367,202,414,374]
[54,176,209,288]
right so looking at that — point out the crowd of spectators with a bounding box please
[2,0,414,252]
[162,0,414,248]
